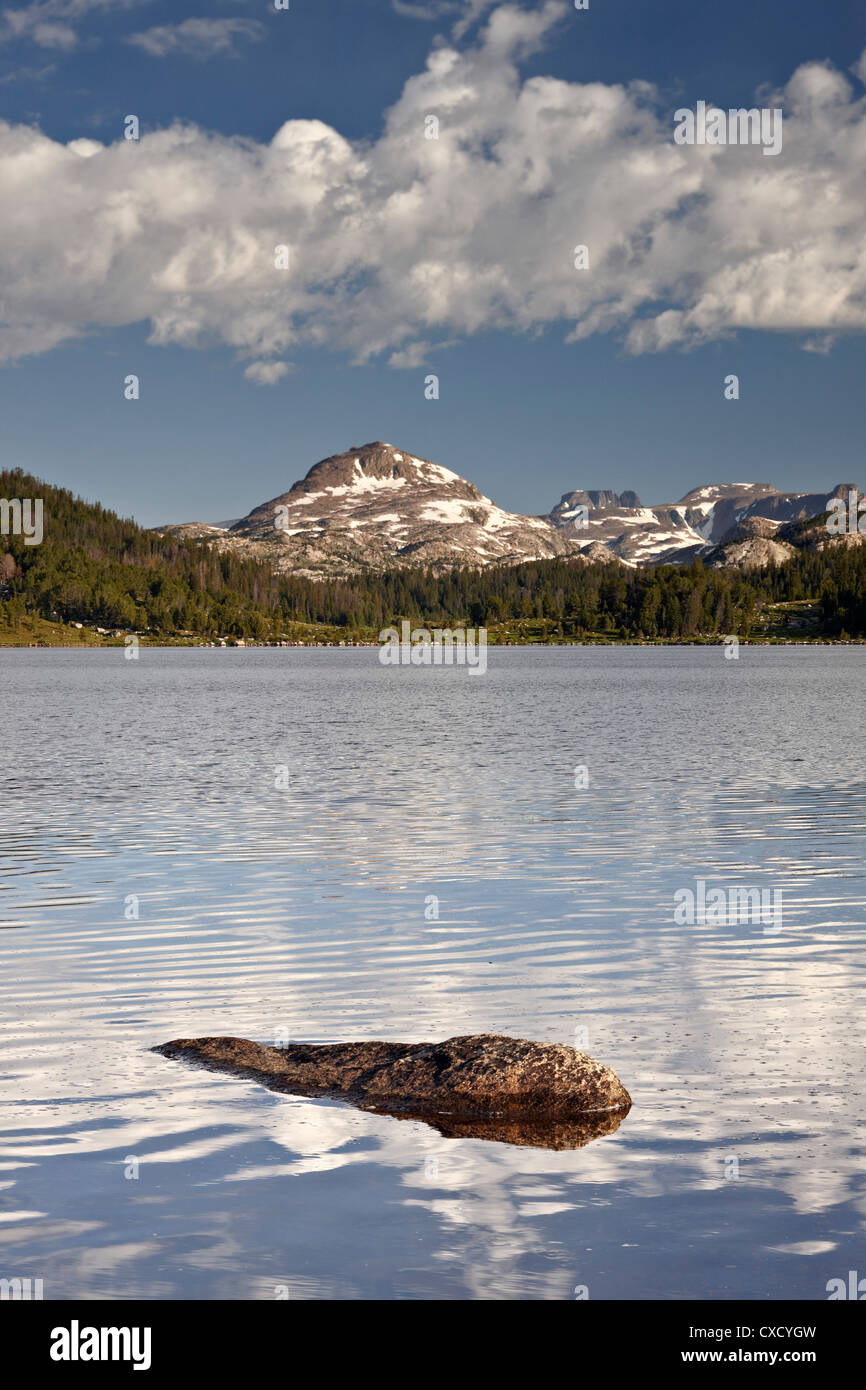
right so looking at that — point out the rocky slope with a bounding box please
[545,480,862,568]
[700,515,796,571]
[161,442,588,579]
[157,442,861,577]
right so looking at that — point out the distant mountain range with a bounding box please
[5,463,866,644]
[544,480,863,567]
[156,441,861,579]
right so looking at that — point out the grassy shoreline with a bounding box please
[1,608,863,648]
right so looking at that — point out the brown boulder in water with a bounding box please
[154,1033,631,1150]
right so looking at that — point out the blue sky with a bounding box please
[1,0,865,525]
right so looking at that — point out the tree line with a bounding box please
[2,468,864,639]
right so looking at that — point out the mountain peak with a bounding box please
[233,443,482,528]
[158,445,859,581]
[224,441,584,578]
[548,489,643,520]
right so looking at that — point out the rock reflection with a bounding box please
[372,1101,630,1150]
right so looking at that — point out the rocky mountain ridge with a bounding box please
[157,442,862,579]
[545,481,861,565]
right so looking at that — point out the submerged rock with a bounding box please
[154,1033,631,1150]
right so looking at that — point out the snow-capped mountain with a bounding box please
[545,481,859,566]
[167,442,587,579]
[545,496,706,564]
[675,482,857,545]
[157,443,859,577]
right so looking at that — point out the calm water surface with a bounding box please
[1,647,864,1300]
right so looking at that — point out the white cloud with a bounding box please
[244,359,291,385]
[26,21,76,48]
[0,59,55,82]
[387,341,433,369]
[0,2,865,371]
[128,18,265,61]
[0,0,146,49]
[802,334,835,355]
[392,0,498,39]
[392,0,455,17]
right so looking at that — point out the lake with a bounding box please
[1,646,864,1300]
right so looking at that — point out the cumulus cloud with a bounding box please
[0,1,865,373]
[244,359,291,385]
[128,18,265,61]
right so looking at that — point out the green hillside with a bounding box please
[2,468,865,644]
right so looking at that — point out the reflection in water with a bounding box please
[384,1103,629,1150]
[1,647,865,1299]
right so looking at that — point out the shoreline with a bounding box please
[3,635,864,650]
